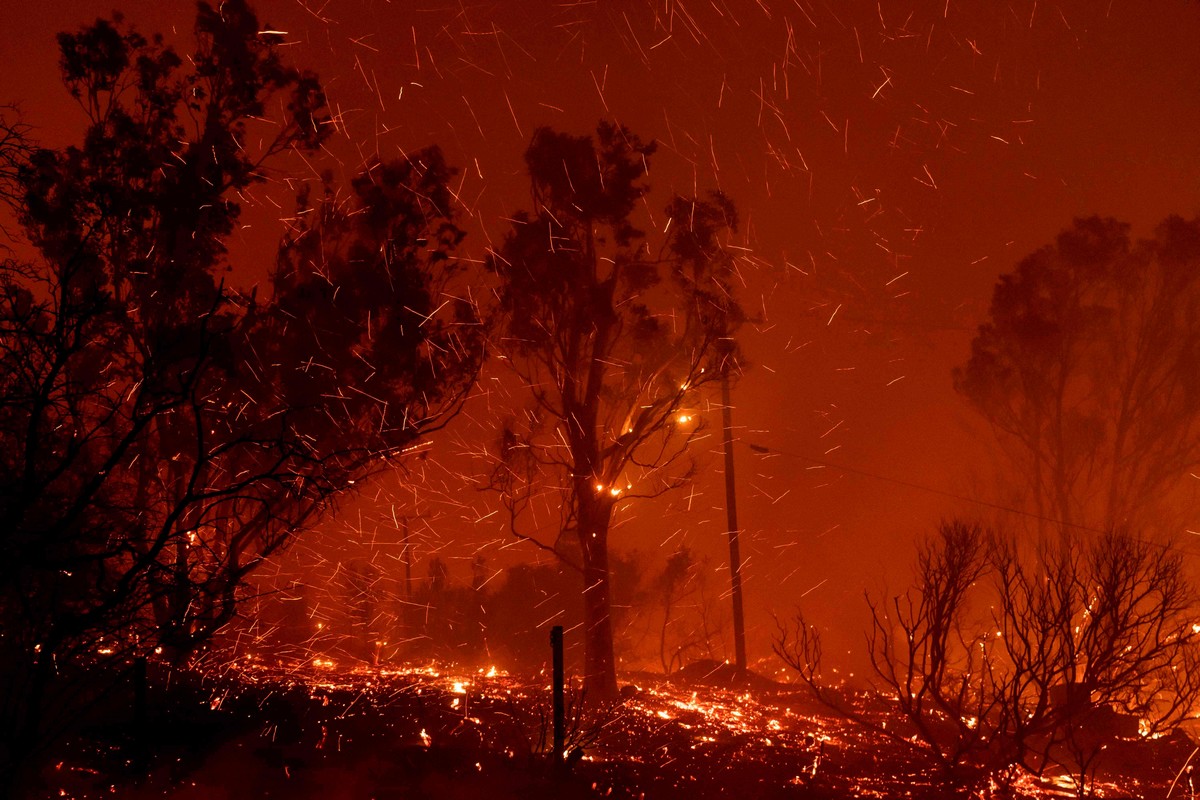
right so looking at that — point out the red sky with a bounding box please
[3,0,1200,668]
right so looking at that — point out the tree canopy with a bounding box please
[954,215,1200,536]
[0,2,482,786]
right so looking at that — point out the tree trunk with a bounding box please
[578,499,618,699]
[132,655,149,774]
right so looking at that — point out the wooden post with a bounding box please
[133,655,148,771]
[551,625,565,765]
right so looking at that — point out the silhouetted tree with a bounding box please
[405,557,488,664]
[483,562,578,670]
[989,530,1200,794]
[954,216,1200,536]
[477,553,647,675]
[654,546,721,674]
[488,121,743,697]
[342,560,383,662]
[0,2,482,789]
[777,522,1200,797]
[776,522,1002,789]
[0,106,30,211]
[270,147,482,452]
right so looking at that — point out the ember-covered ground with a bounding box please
[45,658,1196,800]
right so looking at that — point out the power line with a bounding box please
[744,441,1200,557]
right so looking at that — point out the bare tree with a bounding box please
[776,521,1004,789]
[991,530,1200,793]
[487,122,743,697]
[776,522,1200,796]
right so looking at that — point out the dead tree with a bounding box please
[776,521,1200,797]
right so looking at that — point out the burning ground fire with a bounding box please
[42,654,1176,799]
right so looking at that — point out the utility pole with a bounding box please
[398,514,418,654]
[721,365,747,673]
[402,516,413,601]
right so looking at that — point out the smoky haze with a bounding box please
[4,3,1200,795]
[5,0,1199,673]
